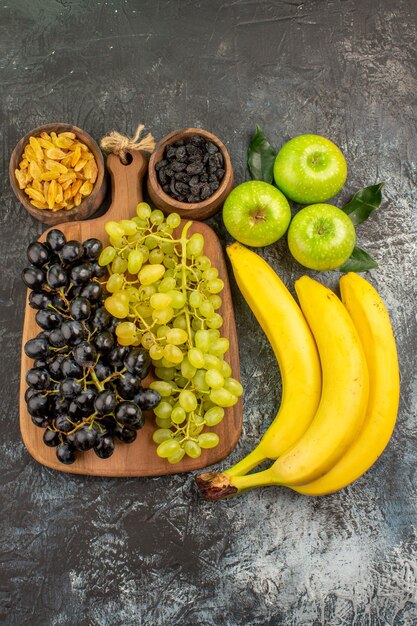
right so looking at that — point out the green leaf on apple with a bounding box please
[247,125,276,184]
[338,246,379,272]
[342,183,384,225]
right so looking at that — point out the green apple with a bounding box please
[222,181,291,247]
[273,134,347,204]
[287,203,355,270]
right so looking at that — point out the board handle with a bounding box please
[105,150,148,219]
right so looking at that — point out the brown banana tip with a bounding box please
[195,471,238,501]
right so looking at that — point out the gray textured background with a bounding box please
[1,1,416,625]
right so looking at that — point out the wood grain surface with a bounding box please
[20,150,242,476]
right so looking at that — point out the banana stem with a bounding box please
[224,445,267,478]
[196,466,279,501]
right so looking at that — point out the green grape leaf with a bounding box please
[338,246,379,273]
[342,182,384,225]
[247,125,276,183]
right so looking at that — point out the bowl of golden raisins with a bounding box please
[9,123,106,225]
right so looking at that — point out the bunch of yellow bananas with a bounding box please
[196,242,400,499]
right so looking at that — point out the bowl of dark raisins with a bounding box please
[147,128,234,220]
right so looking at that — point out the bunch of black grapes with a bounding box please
[22,229,161,465]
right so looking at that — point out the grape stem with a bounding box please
[89,367,104,392]
[180,221,194,349]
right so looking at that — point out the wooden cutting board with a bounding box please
[20,150,242,476]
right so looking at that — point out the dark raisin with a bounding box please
[189,176,200,186]
[158,169,168,185]
[176,195,186,202]
[162,184,170,194]
[210,180,220,193]
[165,167,173,177]
[186,162,204,175]
[200,172,209,182]
[174,172,191,182]
[175,182,190,195]
[175,146,187,161]
[215,152,224,167]
[166,146,177,159]
[209,173,218,182]
[170,179,179,196]
[171,161,187,172]
[207,142,219,154]
[155,159,168,171]
[187,195,200,203]
[190,134,205,147]
[173,139,185,147]
[200,183,211,200]
[216,168,225,180]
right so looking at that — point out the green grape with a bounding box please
[128,250,144,274]
[204,406,225,427]
[210,388,238,408]
[152,306,174,325]
[166,328,188,345]
[152,428,173,444]
[150,293,172,310]
[138,284,157,299]
[174,375,188,388]
[107,273,124,293]
[145,235,159,250]
[112,256,128,274]
[154,367,176,381]
[150,381,173,397]
[120,219,138,235]
[189,290,203,308]
[105,293,129,319]
[155,417,172,429]
[157,439,181,458]
[168,448,186,464]
[150,209,165,225]
[220,360,232,378]
[149,344,164,360]
[136,304,153,319]
[125,286,140,302]
[190,414,205,436]
[199,301,214,318]
[204,268,219,281]
[163,255,177,269]
[105,221,125,239]
[180,357,197,380]
[204,354,222,371]
[154,401,173,420]
[194,329,210,352]
[207,278,224,294]
[209,295,222,310]
[149,248,164,264]
[128,231,143,243]
[140,332,154,349]
[138,245,150,262]
[98,246,116,266]
[196,255,211,270]
[158,277,177,293]
[156,325,170,339]
[136,202,152,219]
[210,337,230,356]
[191,318,204,331]
[207,313,223,329]
[179,390,197,412]
[173,315,187,330]
[188,347,205,369]
[208,329,221,340]
[166,212,181,228]
[205,369,224,389]
[131,217,148,230]
[168,290,186,309]
[224,377,244,397]
[171,406,186,424]
[160,357,175,368]
[160,241,175,254]
[193,369,210,392]
[184,440,201,459]
[163,344,184,364]
[186,233,204,258]
[198,433,220,449]
[139,264,165,285]
[115,321,137,340]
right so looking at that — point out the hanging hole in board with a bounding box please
[121,152,133,165]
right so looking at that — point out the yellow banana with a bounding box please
[197,276,369,500]
[221,242,322,477]
[293,273,400,496]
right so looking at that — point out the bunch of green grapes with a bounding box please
[98,203,243,464]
